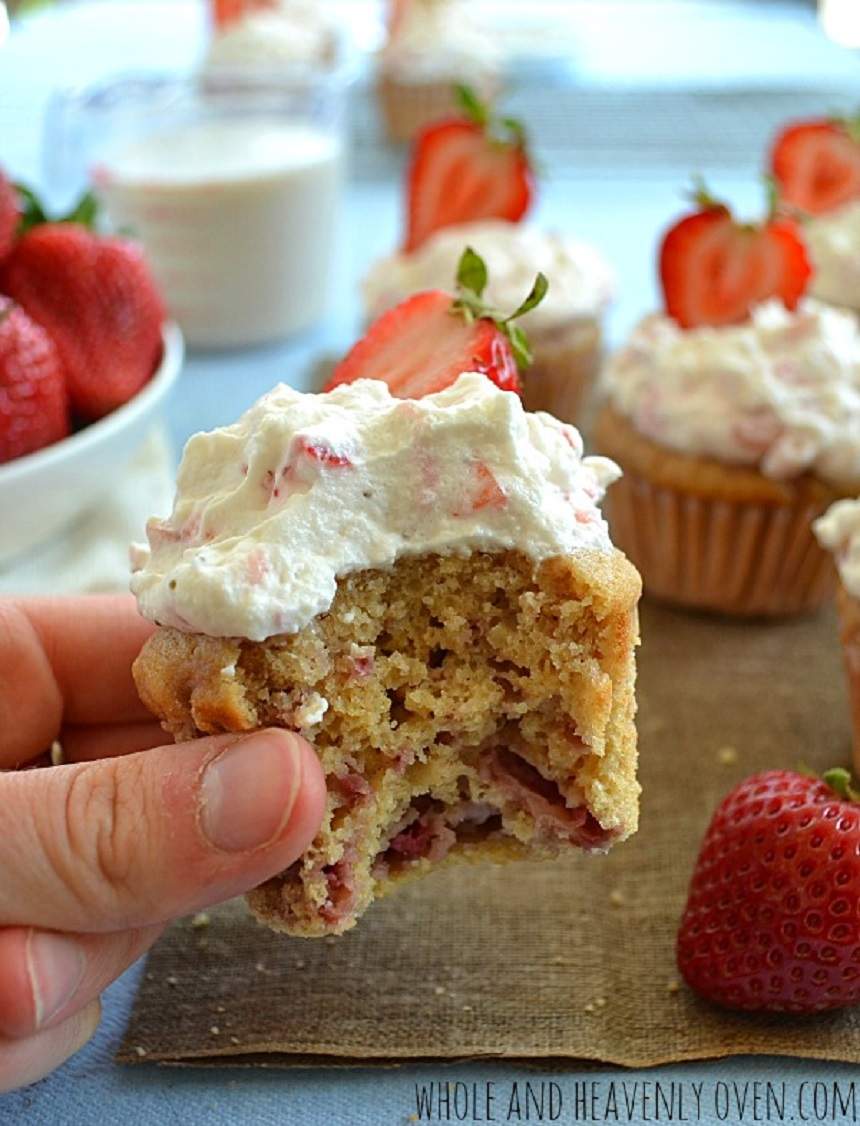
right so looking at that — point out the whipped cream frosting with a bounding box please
[814,498,860,597]
[806,199,860,312]
[380,0,501,80]
[363,221,614,333]
[603,299,860,485]
[131,373,620,641]
[205,5,334,70]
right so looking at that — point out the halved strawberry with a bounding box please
[659,184,811,329]
[771,118,860,216]
[404,86,534,253]
[326,248,547,398]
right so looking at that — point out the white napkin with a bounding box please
[0,429,174,596]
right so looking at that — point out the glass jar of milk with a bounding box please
[45,73,346,349]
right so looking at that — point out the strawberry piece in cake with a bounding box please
[131,373,641,936]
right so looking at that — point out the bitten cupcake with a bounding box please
[361,89,614,424]
[770,114,860,314]
[377,0,502,144]
[814,500,860,772]
[595,185,860,617]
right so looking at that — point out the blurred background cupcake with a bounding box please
[376,0,503,144]
[814,499,860,773]
[361,88,614,423]
[595,185,860,617]
[770,112,860,318]
[205,0,339,73]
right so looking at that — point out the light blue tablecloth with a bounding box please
[2,3,860,1121]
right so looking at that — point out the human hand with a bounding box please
[0,595,326,1091]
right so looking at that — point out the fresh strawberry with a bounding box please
[404,86,534,253]
[1,222,164,420]
[0,297,68,464]
[677,768,860,1013]
[326,248,547,398]
[0,172,20,262]
[771,117,860,217]
[659,182,811,329]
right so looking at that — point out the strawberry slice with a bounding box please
[659,183,811,329]
[0,172,20,262]
[771,118,860,216]
[326,248,547,398]
[404,86,534,254]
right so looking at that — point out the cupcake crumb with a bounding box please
[210,1026,220,1036]
[609,888,625,907]
[191,911,210,929]
[666,980,680,994]
[230,1035,240,1046]
[134,1046,147,1058]
[717,745,739,765]
[166,975,178,987]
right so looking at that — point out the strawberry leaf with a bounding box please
[14,183,48,236]
[454,83,489,128]
[686,174,727,214]
[456,246,488,299]
[63,190,98,228]
[450,248,547,374]
[823,767,860,803]
[507,323,533,370]
[507,272,549,322]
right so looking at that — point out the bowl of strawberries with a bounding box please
[0,172,182,565]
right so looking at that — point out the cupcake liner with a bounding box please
[522,319,602,425]
[376,75,500,144]
[605,468,837,617]
[835,582,860,774]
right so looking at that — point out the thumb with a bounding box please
[0,729,326,932]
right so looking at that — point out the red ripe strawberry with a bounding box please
[326,247,547,398]
[0,297,68,464]
[1,224,164,420]
[660,184,811,329]
[404,86,534,253]
[0,172,20,262]
[677,769,860,1013]
[771,118,860,217]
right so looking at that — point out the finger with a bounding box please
[60,722,167,763]
[0,728,327,932]
[0,925,162,1039]
[0,999,101,1093]
[0,596,153,766]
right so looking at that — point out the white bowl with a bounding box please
[0,322,183,566]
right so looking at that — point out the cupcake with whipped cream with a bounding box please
[377,0,502,143]
[205,1,338,74]
[814,500,860,772]
[596,185,860,617]
[360,91,614,424]
[771,114,860,315]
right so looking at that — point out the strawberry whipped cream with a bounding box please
[363,221,614,333]
[604,299,860,484]
[814,498,860,597]
[130,372,620,640]
[805,200,860,312]
[380,0,501,81]
[205,4,336,70]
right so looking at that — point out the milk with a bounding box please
[97,118,342,348]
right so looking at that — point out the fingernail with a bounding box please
[26,930,86,1028]
[199,730,303,852]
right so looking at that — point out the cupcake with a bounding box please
[377,0,502,144]
[770,115,860,314]
[132,374,641,937]
[595,185,860,617]
[360,90,614,424]
[814,499,860,772]
[204,1,338,73]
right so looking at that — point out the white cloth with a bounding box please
[0,429,174,596]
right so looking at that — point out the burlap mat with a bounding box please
[118,600,860,1068]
